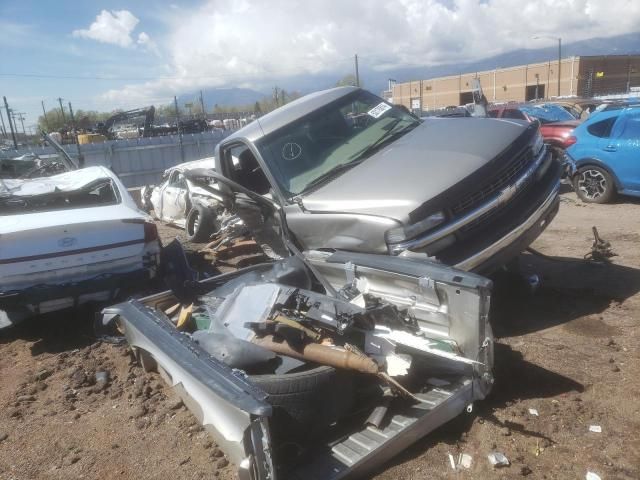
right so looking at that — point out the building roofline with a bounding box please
[393,54,640,86]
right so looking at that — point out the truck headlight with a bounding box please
[385,211,446,243]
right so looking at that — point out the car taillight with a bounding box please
[144,222,158,243]
[122,218,158,243]
[564,135,577,148]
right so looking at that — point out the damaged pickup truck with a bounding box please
[213,87,561,273]
[101,171,494,479]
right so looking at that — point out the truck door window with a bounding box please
[224,144,271,195]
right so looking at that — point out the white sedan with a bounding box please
[142,158,231,242]
[0,166,161,328]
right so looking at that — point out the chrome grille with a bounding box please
[451,147,533,217]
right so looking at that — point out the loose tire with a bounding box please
[185,205,215,242]
[573,165,616,204]
[249,365,355,441]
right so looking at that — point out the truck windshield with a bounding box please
[256,90,420,196]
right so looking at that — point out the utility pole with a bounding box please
[41,100,49,130]
[174,96,184,162]
[0,108,7,138]
[354,54,360,87]
[532,35,562,98]
[68,102,84,167]
[3,96,18,149]
[199,90,206,119]
[557,37,562,97]
[57,97,66,125]
[16,113,26,136]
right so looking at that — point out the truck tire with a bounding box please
[249,365,355,441]
[185,205,215,242]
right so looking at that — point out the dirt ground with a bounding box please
[1,188,639,480]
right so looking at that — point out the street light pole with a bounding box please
[557,37,562,97]
[532,35,562,97]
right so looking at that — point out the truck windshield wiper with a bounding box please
[301,159,364,194]
[352,119,420,162]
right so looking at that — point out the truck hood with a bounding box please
[301,118,528,221]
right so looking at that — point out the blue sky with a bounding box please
[2,0,640,131]
[1,0,199,129]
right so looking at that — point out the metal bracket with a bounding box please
[344,261,356,285]
[418,276,440,305]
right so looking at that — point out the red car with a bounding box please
[488,103,580,156]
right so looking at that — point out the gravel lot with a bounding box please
[1,188,638,480]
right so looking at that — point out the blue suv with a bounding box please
[566,105,640,203]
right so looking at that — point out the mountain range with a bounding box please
[177,32,640,109]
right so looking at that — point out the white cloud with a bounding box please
[99,0,640,104]
[73,10,140,48]
[137,31,160,56]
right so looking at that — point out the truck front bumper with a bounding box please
[455,179,560,273]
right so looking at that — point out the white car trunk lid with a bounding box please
[0,204,148,285]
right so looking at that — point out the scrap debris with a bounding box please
[447,452,473,471]
[487,452,510,467]
[584,226,616,263]
[588,425,602,433]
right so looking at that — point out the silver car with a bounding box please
[214,87,561,273]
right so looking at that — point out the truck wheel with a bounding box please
[249,365,355,441]
[185,205,215,242]
[573,166,615,204]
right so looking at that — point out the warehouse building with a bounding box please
[387,55,640,112]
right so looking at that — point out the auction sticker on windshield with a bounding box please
[367,102,392,119]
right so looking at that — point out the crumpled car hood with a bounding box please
[301,118,527,221]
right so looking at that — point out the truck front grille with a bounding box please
[451,146,533,218]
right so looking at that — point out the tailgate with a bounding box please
[101,300,274,474]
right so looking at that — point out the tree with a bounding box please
[254,101,262,114]
[336,74,360,87]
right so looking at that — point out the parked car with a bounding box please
[211,87,561,273]
[488,103,580,155]
[100,172,494,480]
[0,166,161,328]
[566,105,640,203]
[142,158,234,242]
[1,133,78,179]
[553,99,603,120]
[591,98,640,114]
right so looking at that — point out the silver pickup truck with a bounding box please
[213,87,561,273]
